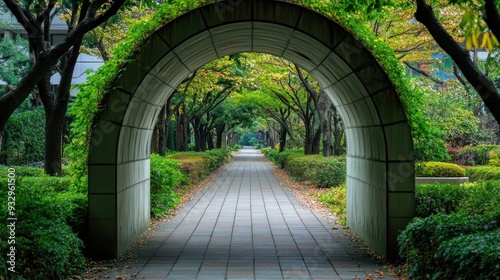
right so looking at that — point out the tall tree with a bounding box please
[0,0,126,175]
[414,0,500,124]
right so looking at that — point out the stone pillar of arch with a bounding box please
[87,0,415,259]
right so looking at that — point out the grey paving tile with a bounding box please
[90,147,394,280]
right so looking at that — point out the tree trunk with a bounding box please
[44,108,65,176]
[151,125,159,154]
[216,125,225,148]
[484,0,500,43]
[332,109,344,156]
[0,0,127,147]
[175,111,188,151]
[415,0,500,124]
[319,93,333,156]
[279,125,287,152]
[158,105,167,156]
[311,126,321,155]
[304,124,313,155]
[193,117,202,152]
[0,132,3,164]
[207,131,214,150]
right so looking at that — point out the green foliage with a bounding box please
[458,181,500,216]
[0,36,31,86]
[466,166,500,181]
[68,0,222,191]
[0,177,86,279]
[169,155,210,183]
[0,166,46,178]
[261,147,272,155]
[1,107,45,165]
[239,132,259,146]
[315,184,347,226]
[415,183,468,217]
[264,149,304,169]
[415,181,500,217]
[457,144,500,166]
[438,107,479,147]
[150,154,185,218]
[286,155,346,187]
[434,229,500,280]
[403,180,500,278]
[489,150,500,166]
[415,161,465,177]
[398,212,500,279]
[169,149,230,173]
[150,149,230,218]
[68,0,431,189]
[230,144,242,151]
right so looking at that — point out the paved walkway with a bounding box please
[91,147,393,279]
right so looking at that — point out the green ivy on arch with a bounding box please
[68,0,446,191]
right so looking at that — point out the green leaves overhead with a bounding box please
[69,0,432,186]
[0,36,31,86]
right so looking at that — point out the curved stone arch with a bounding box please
[87,0,415,259]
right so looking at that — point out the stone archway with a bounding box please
[87,0,415,259]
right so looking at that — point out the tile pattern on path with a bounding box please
[90,147,395,280]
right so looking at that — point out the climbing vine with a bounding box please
[68,0,443,190]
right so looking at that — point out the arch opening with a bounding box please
[87,0,415,259]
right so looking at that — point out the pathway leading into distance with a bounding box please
[91,147,394,280]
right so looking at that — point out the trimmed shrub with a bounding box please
[230,144,242,151]
[169,155,210,183]
[398,213,499,279]
[456,144,500,166]
[150,154,185,218]
[415,183,468,217]
[261,147,272,156]
[285,154,322,181]
[315,184,347,226]
[310,157,346,187]
[458,181,500,216]
[466,166,500,181]
[169,149,230,173]
[265,149,304,169]
[0,178,86,279]
[1,107,45,165]
[434,229,500,279]
[286,155,346,187]
[0,165,46,178]
[415,161,465,177]
[416,181,500,218]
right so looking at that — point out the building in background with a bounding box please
[0,11,103,96]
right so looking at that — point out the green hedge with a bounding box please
[168,149,230,173]
[415,181,500,217]
[150,154,186,218]
[0,165,46,178]
[415,161,465,177]
[401,180,500,279]
[1,107,45,165]
[466,166,500,181]
[151,149,231,218]
[264,149,304,169]
[398,213,499,279]
[456,144,500,166]
[315,184,347,226]
[415,183,468,217]
[0,177,86,279]
[286,155,346,187]
[435,229,500,279]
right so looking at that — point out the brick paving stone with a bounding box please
[91,147,395,280]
